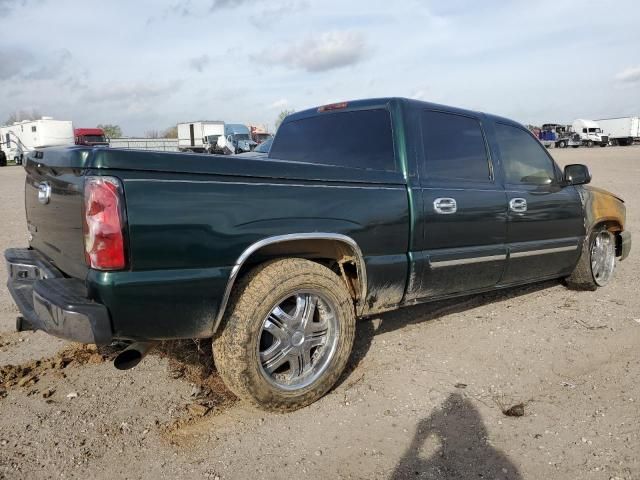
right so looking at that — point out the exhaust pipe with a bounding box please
[114,342,155,370]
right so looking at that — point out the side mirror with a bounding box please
[563,164,591,186]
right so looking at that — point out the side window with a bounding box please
[31,126,36,132]
[269,109,395,171]
[495,123,557,185]
[421,110,491,182]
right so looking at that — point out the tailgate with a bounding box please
[24,151,88,279]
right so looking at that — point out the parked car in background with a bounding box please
[4,98,631,412]
[249,124,273,144]
[595,117,639,146]
[237,136,273,158]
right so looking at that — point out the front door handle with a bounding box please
[509,197,527,213]
[433,197,457,214]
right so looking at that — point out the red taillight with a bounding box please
[83,176,126,270]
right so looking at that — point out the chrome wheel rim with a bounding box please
[591,231,615,286]
[258,291,339,391]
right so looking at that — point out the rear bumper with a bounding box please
[619,231,631,261]
[5,248,112,345]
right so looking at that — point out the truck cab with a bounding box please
[75,128,109,147]
[224,124,257,154]
[572,119,608,147]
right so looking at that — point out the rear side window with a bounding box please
[421,110,491,182]
[495,123,557,185]
[269,109,395,171]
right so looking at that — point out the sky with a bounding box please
[0,0,639,136]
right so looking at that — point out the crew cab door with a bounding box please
[406,109,508,301]
[492,122,584,283]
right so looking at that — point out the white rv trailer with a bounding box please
[594,117,639,146]
[177,121,225,153]
[0,117,74,164]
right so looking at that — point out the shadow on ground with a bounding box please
[391,393,522,479]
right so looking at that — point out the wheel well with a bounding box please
[591,220,624,256]
[237,238,364,303]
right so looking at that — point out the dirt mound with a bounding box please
[0,344,107,394]
[155,340,237,436]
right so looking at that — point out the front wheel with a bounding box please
[213,258,356,411]
[558,140,567,148]
[566,227,616,290]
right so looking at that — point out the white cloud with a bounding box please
[615,66,640,84]
[255,31,368,73]
[410,89,430,101]
[268,98,289,109]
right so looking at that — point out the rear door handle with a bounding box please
[433,198,457,214]
[509,197,527,213]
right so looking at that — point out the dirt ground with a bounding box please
[0,146,638,480]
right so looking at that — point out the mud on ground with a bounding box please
[0,147,639,479]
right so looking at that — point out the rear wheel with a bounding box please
[586,140,594,148]
[566,227,616,290]
[213,258,356,411]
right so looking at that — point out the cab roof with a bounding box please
[285,97,522,128]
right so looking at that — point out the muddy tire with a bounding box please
[213,258,356,411]
[565,226,616,291]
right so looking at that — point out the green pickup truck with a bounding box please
[5,98,631,410]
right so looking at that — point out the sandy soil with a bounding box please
[0,146,638,480]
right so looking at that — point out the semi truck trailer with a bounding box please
[595,117,639,146]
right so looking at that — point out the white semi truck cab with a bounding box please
[572,119,608,148]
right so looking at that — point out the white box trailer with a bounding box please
[594,117,639,146]
[177,121,225,153]
[0,117,74,164]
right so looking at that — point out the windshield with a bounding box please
[588,128,601,133]
[254,137,273,153]
[234,134,250,141]
[83,135,107,143]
